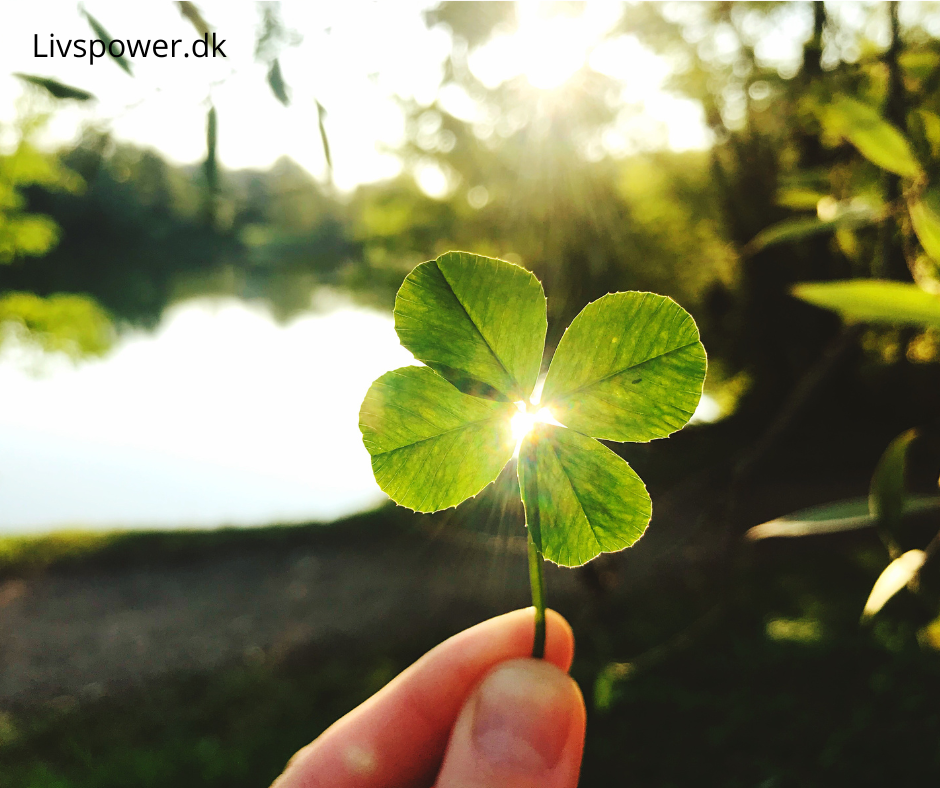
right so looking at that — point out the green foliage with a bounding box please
[13,74,94,102]
[792,280,940,329]
[0,292,113,357]
[827,96,922,179]
[359,252,706,567]
[0,135,83,262]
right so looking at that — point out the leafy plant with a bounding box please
[748,424,940,623]
[359,251,706,655]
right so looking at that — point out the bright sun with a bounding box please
[511,402,560,453]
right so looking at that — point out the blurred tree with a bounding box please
[0,106,112,358]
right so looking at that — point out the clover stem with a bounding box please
[527,526,546,659]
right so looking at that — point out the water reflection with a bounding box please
[0,297,414,533]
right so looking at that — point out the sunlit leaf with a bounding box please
[828,96,921,178]
[910,188,940,265]
[518,423,650,567]
[870,429,917,548]
[359,365,516,512]
[862,549,927,620]
[82,10,133,76]
[267,59,290,106]
[394,252,547,401]
[13,74,94,102]
[792,280,940,329]
[746,495,940,540]
[362,252,703,575]
[177,1,211,37]
[541,292,705,442]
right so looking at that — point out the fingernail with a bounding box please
[470,659,576,773]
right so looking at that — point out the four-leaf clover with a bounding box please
[359,251,707,569]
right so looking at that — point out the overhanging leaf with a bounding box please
[541,292,706,442]
[316,100,332,171]
[394,252,547,401]
[82,9,133,76]
[204,105,218,194]
[177,1,211,37]
[793,280,940,329]
[746,207,877,255]
[359,365,516,512]
[267,59,290,106]
[745,495,940,540]
[828,96,921,178]
[910,188,940,265]
[870,429,917,548]
[519,423,651,567]
[13,74,94,102]
[862,549,927,620]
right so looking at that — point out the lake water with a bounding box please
[0,297,414,534]
[0,296,719,535]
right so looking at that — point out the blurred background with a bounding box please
[3,1,940,785]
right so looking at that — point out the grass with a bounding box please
[0,504,412,580]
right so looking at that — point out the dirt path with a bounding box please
[0,528,587,709]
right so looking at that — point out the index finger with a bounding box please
[272,608,575,788]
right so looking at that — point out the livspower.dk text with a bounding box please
[34,33,227,64]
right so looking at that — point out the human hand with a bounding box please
[271,608,585,788]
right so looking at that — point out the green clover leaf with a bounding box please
[359,251,706,654]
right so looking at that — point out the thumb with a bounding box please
[435,658,586,788]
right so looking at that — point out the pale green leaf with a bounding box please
[910,188,940,265]
[745,495,940,540]
[793,280,940,329]
[828,96,921,178]
[862,549,927,620]
[394,251,547,401]
[870,429,917,549]
[541,292,706,442]
[519,423,651,567]
[359,365,516,512]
